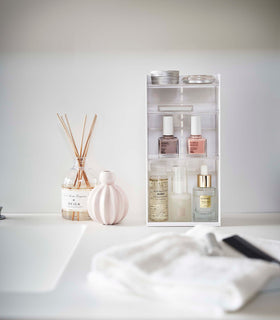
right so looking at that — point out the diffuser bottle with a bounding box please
[158,116,179,157]
[193,165,217,222]
[61,157,96,221]
[169,166,191,222]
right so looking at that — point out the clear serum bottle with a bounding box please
[193,165,217,222]
[169,166,191,222]
[158,116,179,157]
[187,115,207,156]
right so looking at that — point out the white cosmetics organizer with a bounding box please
[146,74,221,226]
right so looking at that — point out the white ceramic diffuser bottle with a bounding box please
[87,171,128,225]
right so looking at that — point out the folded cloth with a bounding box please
[88,226,280,313]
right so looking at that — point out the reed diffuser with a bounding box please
[57,113,97,221]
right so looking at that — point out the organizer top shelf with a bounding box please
[147,75,220,89]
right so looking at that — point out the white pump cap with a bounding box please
[172,166,187,194]
[191,115,201,135]
[200,165,208,175]
[163,116,174,136]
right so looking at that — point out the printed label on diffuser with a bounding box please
[200,195,211,208]
[61,188,91,211]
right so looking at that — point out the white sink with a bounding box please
[0,225,86,293]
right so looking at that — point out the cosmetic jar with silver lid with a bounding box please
[183,75,215,84]
[151,70,179,85]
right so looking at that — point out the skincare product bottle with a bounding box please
[61,157,96,221]
[169,166,191,222]
[158,116,179,156]
[187,116,207,156]
[149,165,168,222]
[193,165,217,222]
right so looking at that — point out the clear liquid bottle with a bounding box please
[193,165,217,221]
[148,165,168,222]
[169,166,191,222]
[61,157,96,221]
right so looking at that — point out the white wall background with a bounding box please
[0,0,280,222]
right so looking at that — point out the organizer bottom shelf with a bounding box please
[147,157,220,226]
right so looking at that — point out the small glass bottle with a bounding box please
[158,116,179,157]
[61,157,97,221]
[169,166,191,222]
[187,115,207,156]
[193,165,217,222]
[148,165,168,222]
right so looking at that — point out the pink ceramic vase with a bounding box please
[87,171,128,225]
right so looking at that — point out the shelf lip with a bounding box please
[146,221,220,226]
[148,154,220,160]
[147,83,219,89]
[148,170,217,175]
[147,103,216,105]
[148,127,216,131]
[147,110,219,115]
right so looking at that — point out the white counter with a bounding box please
[0,213,280,320]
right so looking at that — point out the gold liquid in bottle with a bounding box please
[149,172,168,222]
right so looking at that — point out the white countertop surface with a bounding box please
[0,213,280,320]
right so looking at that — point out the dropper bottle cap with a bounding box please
[197,164,211,188]
[163,116,174,136]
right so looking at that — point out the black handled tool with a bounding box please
[223,235,280,265]
[0,206,5,220]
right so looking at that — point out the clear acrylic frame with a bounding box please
[146,74,221,226]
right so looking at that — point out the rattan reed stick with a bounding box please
[64,114,90,187]
[57,113,97,188]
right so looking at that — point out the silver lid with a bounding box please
[183,75,215,84]
[150,70,179,77]
[151,76,179,85]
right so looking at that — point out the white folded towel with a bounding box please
[88,227,280,313]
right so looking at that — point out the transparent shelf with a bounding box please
[148,127,217,131]
[147,76,219,89]
[147,83,219,89]
[148,154,220,160]
[147,110,219,115]
[147,221,220,227]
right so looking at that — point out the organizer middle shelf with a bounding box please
[148,156,218,175]
[148,112,219,157]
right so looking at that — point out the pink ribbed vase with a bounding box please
[87,171,128,225]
